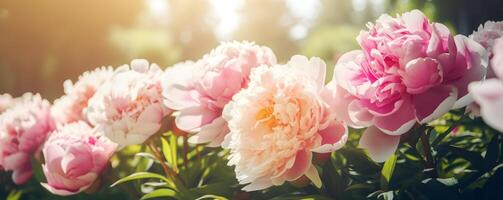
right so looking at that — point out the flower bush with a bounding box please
[1,10,503,200]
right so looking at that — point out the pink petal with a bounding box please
[137,103,165,124]
[334,50,370,96]
[241,178,273,192]
[311,121,348,153]
[491,38,503,79]
[401,58,443,94]
[288,55,326,88]
[469,79,503,132]
[61,145,93,177]
[41,183,80,196]
[373,99,416,135]
[12,166,32,185]
[451,35,488,109]
[2,152,29,170]
[359,126,400,162]
[284,150,312,181]
[401,10,428,31]
[188,117,229,147]
[175,106,219,132]
[412,85,457,123]
[323,82,371,128]
[162,63,199,110]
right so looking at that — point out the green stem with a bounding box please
[420,129,438,178]
[147,140,185,186]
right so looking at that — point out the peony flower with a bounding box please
[52,67,114,125]
[0,93,13,113]
[0,93,55,184]
[222,55,348,191]
[469,38,503,132]
[41,121,117,196]
[162,41,277,147]
[465,21,503,117]
[330,10,488,162]
[85,59,170,148]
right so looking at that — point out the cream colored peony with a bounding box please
[85,59,171,148]
[52,67,114,124]
[222,55,348,191]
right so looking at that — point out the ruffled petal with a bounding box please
[359,126,400,162]
[412,85,457,123]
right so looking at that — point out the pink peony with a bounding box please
[0,93,14,113]
[330,10,488,162]
[52,67,114,125]
[41,121,117,196]
[85,59,170,148]
[162,41,277,147]
[469,38,503,132]
[222,56,348,191]
[0,93,55,184]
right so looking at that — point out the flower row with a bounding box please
[1,9,503,196]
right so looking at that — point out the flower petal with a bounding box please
[373,99,416,135]
[401,58,443,94]
[469,79,503,132]
[304,164,322,188]
[284,150,312,181]
[412,85,457,123]
[311,121,348,153]
[359,126,400,163]
[175,106,219,132]
[188,117,229,147]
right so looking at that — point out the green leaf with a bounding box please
[170,134,178,172]
[161,137,174,165]
[111,172,171,187]
[140,188,177,200]
[7,189,23,200]
[483,135,500,168]
[437,145,484,170]
[31,157,45,182]
[381,154,397,190]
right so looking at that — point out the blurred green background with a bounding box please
[1,0,502,100]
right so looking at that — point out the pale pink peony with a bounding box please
[222,56,348,191]
[52,67,114,124]
[0,94,14,113]
[85,59,170,148]
[41,121,117,196]
[469,38,503,132]
[330,10,488,162]
[162,41,277,147]
[465,21,503,117]
[0,93,55,184]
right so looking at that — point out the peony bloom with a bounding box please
[41,121,117,196]
[466,21,503,117]
[85,59,170,148]
[52,67,114,125]
[0,93,55,184]
[330,10,487,162]
[162,41,277,147]
[0,94,14,113]
[469,38,503,132]
[222,56,348,191]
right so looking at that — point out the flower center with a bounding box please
[255,106,278,129]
